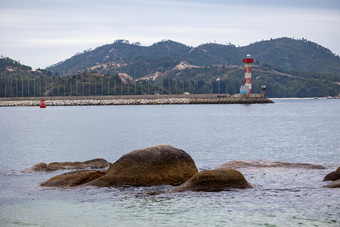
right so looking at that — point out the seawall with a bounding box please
[0,94,273,107]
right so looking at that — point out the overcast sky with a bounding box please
[1,0,340,69]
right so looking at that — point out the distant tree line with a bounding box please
[0,74,233,98]
[1,56,340,98]
[1,71,339,98]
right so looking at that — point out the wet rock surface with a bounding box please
[323,167,340,181]
[218,160,326,169]
[25,158,111,172]
[171,169,252,192]
[40,170,106,187]
[87,144,198,187]
[35,148,333,191]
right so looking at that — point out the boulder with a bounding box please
[323,179,340,188]
[87,144,198,187]
[171,169,252,192]
[219,160,325,169]
[25,158,111,172]
[40,170,106,187]
[323,167,340,181]
[28,162,48,172]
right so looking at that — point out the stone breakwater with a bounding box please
[0,94,273,107]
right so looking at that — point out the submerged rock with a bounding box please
[323,179,340,188]
[218,160,325,169]
[323,167,340,181]
[171,169,252,192]
[25,158,111,172]
[40,170,106,187]
[87,144,198,187]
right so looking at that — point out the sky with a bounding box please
[1,0,340,69]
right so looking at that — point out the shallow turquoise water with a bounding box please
[0,99,339,226]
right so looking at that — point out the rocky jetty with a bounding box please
[171,169,252,192]
[25,158,110,172]
[40,170,106,187]
[218,160,326,169]
[0,94,273,107]
[87,144,198,187]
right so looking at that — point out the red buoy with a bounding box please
[40,99,46,108]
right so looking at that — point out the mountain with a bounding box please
[47,40,144,76]
[46,37,340,77]
[0,56,156,97]
[47,39,190,76]
[239,38,340,74]
[44,37,340,97]
[2,38,340,98]
[184,43,239,66]
[0,57,32,75]
[141,40,192,58]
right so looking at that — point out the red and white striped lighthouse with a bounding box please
[242,54,254,94]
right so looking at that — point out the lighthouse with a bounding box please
[242,54,254,94]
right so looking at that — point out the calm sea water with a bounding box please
[0,99,339,226]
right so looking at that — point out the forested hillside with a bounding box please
[47,37,340,77]
[1,37,340,98]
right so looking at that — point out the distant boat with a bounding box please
[40,100,46,108]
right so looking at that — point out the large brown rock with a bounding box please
[87,144,198,187]
[40,170,106,187]
[323,167,340,181]
[25,158,111,172]
[171,169,252,192]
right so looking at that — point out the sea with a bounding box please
[0,99,339,227]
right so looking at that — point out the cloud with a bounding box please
[1,0,339,69]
